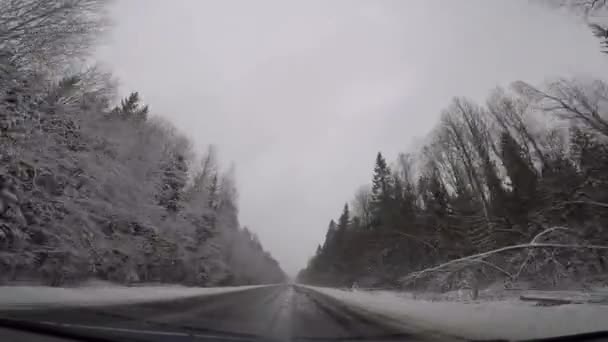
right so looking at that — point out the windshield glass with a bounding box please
[1,1,608,341]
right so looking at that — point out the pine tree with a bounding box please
[323,220,337,250]
[567,127,608,240]
[333,203,350,274]
[201,173,219,234]
[207,174,219,210]
[570,127,608,184]
[337,203,350,231]
[185,145,217,204]
[111,92,149,121]
[370,152,393,228]
[590,23,608,54]
[158,153,187,213]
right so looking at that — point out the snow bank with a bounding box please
[0,284,266,310]
[305,285,608,340]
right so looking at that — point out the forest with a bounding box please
[0,0,285,286]
[298,1,608,294]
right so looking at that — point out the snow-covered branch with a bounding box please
[400,227,608,284]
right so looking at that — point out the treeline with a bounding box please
[298,78,608,290]
[298,0,608,291]
[0,0,285,286]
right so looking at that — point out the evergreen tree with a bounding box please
[200,173,219,237]
[333,204,350,274]
[112,92,148,121]
[0,0,286,287]
[370,152,393,228]
[158,153,187,213]
[590,23,608,54]
[570,127,608,184]
[337,203,350,231]
[322,220,337,250]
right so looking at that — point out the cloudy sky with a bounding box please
[97,0,607,276]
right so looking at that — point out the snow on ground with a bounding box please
[306,285,608,340]
[0,284,266,310]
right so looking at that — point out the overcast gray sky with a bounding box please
[97,0,607,276]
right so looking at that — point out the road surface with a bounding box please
[0,285,460,341]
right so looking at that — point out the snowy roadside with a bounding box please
[0,284,267,310]
[304,285,608,341]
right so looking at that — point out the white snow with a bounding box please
[4,283,607,340]
[0,284,266,310]
[304,285,608,340]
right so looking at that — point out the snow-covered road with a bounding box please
[0,284,437,341]
[2,283,608,340]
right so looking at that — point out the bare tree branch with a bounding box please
[563,200,608,209]
[403,242,608,282]
[531,226,575,244]
[0,0,110,72]
[400,226,608,284]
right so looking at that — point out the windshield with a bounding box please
[1,1,608,341]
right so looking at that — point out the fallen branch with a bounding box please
[563,200,608,209]
[514,226,575,280]
[400,226,603,284]
[402,242,608,282]
[531,226,575,244]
